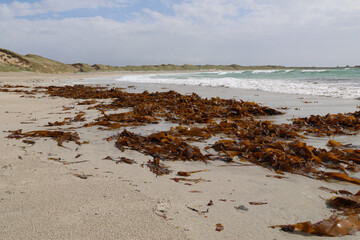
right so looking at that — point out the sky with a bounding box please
[1,0,360,67]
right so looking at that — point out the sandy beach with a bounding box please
[1,71,360,240]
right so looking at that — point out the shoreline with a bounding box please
[1,71,360,239]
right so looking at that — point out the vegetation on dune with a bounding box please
[23,54,77,73]
[0,48,354,74]
[0,48,77,73]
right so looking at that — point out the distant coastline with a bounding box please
[1,48,357,74]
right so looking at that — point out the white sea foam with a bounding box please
[252,70,279,74]
[217,71,245,75]
[113,73,360,99]
[301,69,327,73]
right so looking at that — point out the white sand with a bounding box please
[1,71,359,239]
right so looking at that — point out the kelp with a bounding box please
[46,112,86,126]
[177,169,207,176]
[115,129,208,162]
[40,85,283,126]
[271,215,360,237]
[91,111,159,128]
[210,137,360,183]
[322,172,360,185]
[116,157,136,164]
[292,112,360,136]
[7,129,81,146]
[328,190,360,212]
[146,157,172,175]
[3,85,360,184]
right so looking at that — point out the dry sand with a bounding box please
[1,71,360,239]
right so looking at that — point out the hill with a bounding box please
[1,48,344,74]
[0,48,77,73]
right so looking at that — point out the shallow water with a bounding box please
[107,69,360,99]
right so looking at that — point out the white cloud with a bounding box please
[1,0,360,66]
[0,0,128,18]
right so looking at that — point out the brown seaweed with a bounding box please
[215,223,224,232]
[292,112,360,136]
[177,169,207,176]
[249,202,267,205]
[146,157,172,175]
[7,129,81,147]
[328,190,360,211]
[271,214,360,237]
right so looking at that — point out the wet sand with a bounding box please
[1,71,359,239]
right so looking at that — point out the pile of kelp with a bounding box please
[2,84,360,236]
[3,84,360,181]
[293,112,360,136]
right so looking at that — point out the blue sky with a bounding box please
[1,0,360,66]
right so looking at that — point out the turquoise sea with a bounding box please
[75,68,360,99]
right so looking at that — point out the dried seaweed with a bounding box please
[215,223,224,231]
[292,112,360,136]
[7,129,81,147]
[249,202,267,205]
[3,85,360,186]
[115,129,208,162]
[72,173,92,179]
[177,169,207,176]
[327,190,360,212]
[323,172,360,185]
[271,214,360,237]
[146,157,172,175]
[171,177,210,183]
[116,157,136,164]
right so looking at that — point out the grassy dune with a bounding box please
[0,48,347,74]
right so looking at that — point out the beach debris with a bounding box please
[323,172,360,185]
[265,175,288,179]
[104,155,137,164]
[215,223,224,232]
[270,214,360,237]
[186,205,209,215]
[72,173,92,179]
[318,186,338,194]
[3,84,360,236]
[327,140,342,147]
[116,157,137,164]
[234,205,249,211]
[78,99,97,105]
[7,129,81,147]
[3,85,360,185]
[249,202,267,205]
[22,139,35,145]
[292,112,360,136]
[171,177,210,183]
[177,169,208,176]
[154,200,170,219]
[327,190,360,213]
[49,157,88,165]
[146,157,172,175]
[115,129,208,162]
[189,190,203,193]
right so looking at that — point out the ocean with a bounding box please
[71,68,360,99]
